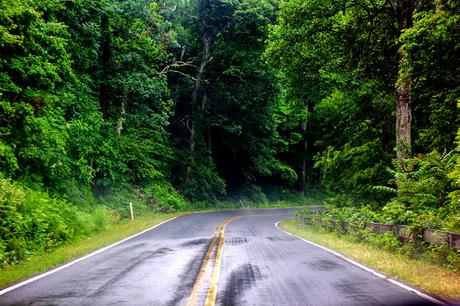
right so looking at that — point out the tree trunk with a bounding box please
[394,0,417,164]
[300,123,307,195]
[186,32,212,181]
[116,87,127,136]
[99,14,111,119]
[201,87,213,152]
[186,119,196,180]
[207,127,212,152]
[300,103,311,195]
[396,72,412,161]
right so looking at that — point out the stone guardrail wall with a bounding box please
[297,213,460,251]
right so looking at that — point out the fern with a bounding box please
[380,150,459,230]
[373,185,397,195]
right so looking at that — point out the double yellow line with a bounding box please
[186,216,240,306]
[186,213,292,306]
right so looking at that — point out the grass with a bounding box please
[280,219,460,301]
[0,212,184,289]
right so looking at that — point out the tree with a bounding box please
[394,0,418,163]
[165,0,281,200]
[266,0,398,194]
[399,0,460,152]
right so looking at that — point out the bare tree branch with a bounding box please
[167,70,198,81]
[160,59,197,75]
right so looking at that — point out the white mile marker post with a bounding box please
[129,202,134,221]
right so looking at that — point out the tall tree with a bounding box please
[395,0,418,163]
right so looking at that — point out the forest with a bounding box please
[0,0,459,266]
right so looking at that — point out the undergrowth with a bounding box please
[298,207,460,272]
[0,176,188,268]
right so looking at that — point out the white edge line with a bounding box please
[0,216,178,296]
[274,221,447,306]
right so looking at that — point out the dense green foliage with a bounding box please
[266,0,459,232]
[0,176,108,266]
[0,0,459,266]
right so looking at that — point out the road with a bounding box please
[0,208,441,305]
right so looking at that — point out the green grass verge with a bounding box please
[280,219,460,301]
[0,212,184,289]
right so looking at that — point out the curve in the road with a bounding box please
[0,209,453,306]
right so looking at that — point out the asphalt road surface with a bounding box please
[0,208,443,306]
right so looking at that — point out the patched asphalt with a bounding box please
[0,208,444,305]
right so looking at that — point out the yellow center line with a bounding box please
[187,213,291,306]
[186,218,232,306]
[204,216,241,306]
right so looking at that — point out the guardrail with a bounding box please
[297,214,460,250]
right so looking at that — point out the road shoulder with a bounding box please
[277,219,460,305]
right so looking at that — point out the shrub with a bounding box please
[143,182,188,212]
[240,185,269,205]
[447,127,460,231]
[426,244,460,271]
[267,186,328,205]
[314,141,390,196]
[0,176,117,267]
[0,177,80,265]
[367,232,402,252]
[379,151,459,231]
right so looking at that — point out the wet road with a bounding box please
[0,209,441,305]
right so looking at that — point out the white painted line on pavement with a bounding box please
[275,221,447,306]
[0,216,178,296]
